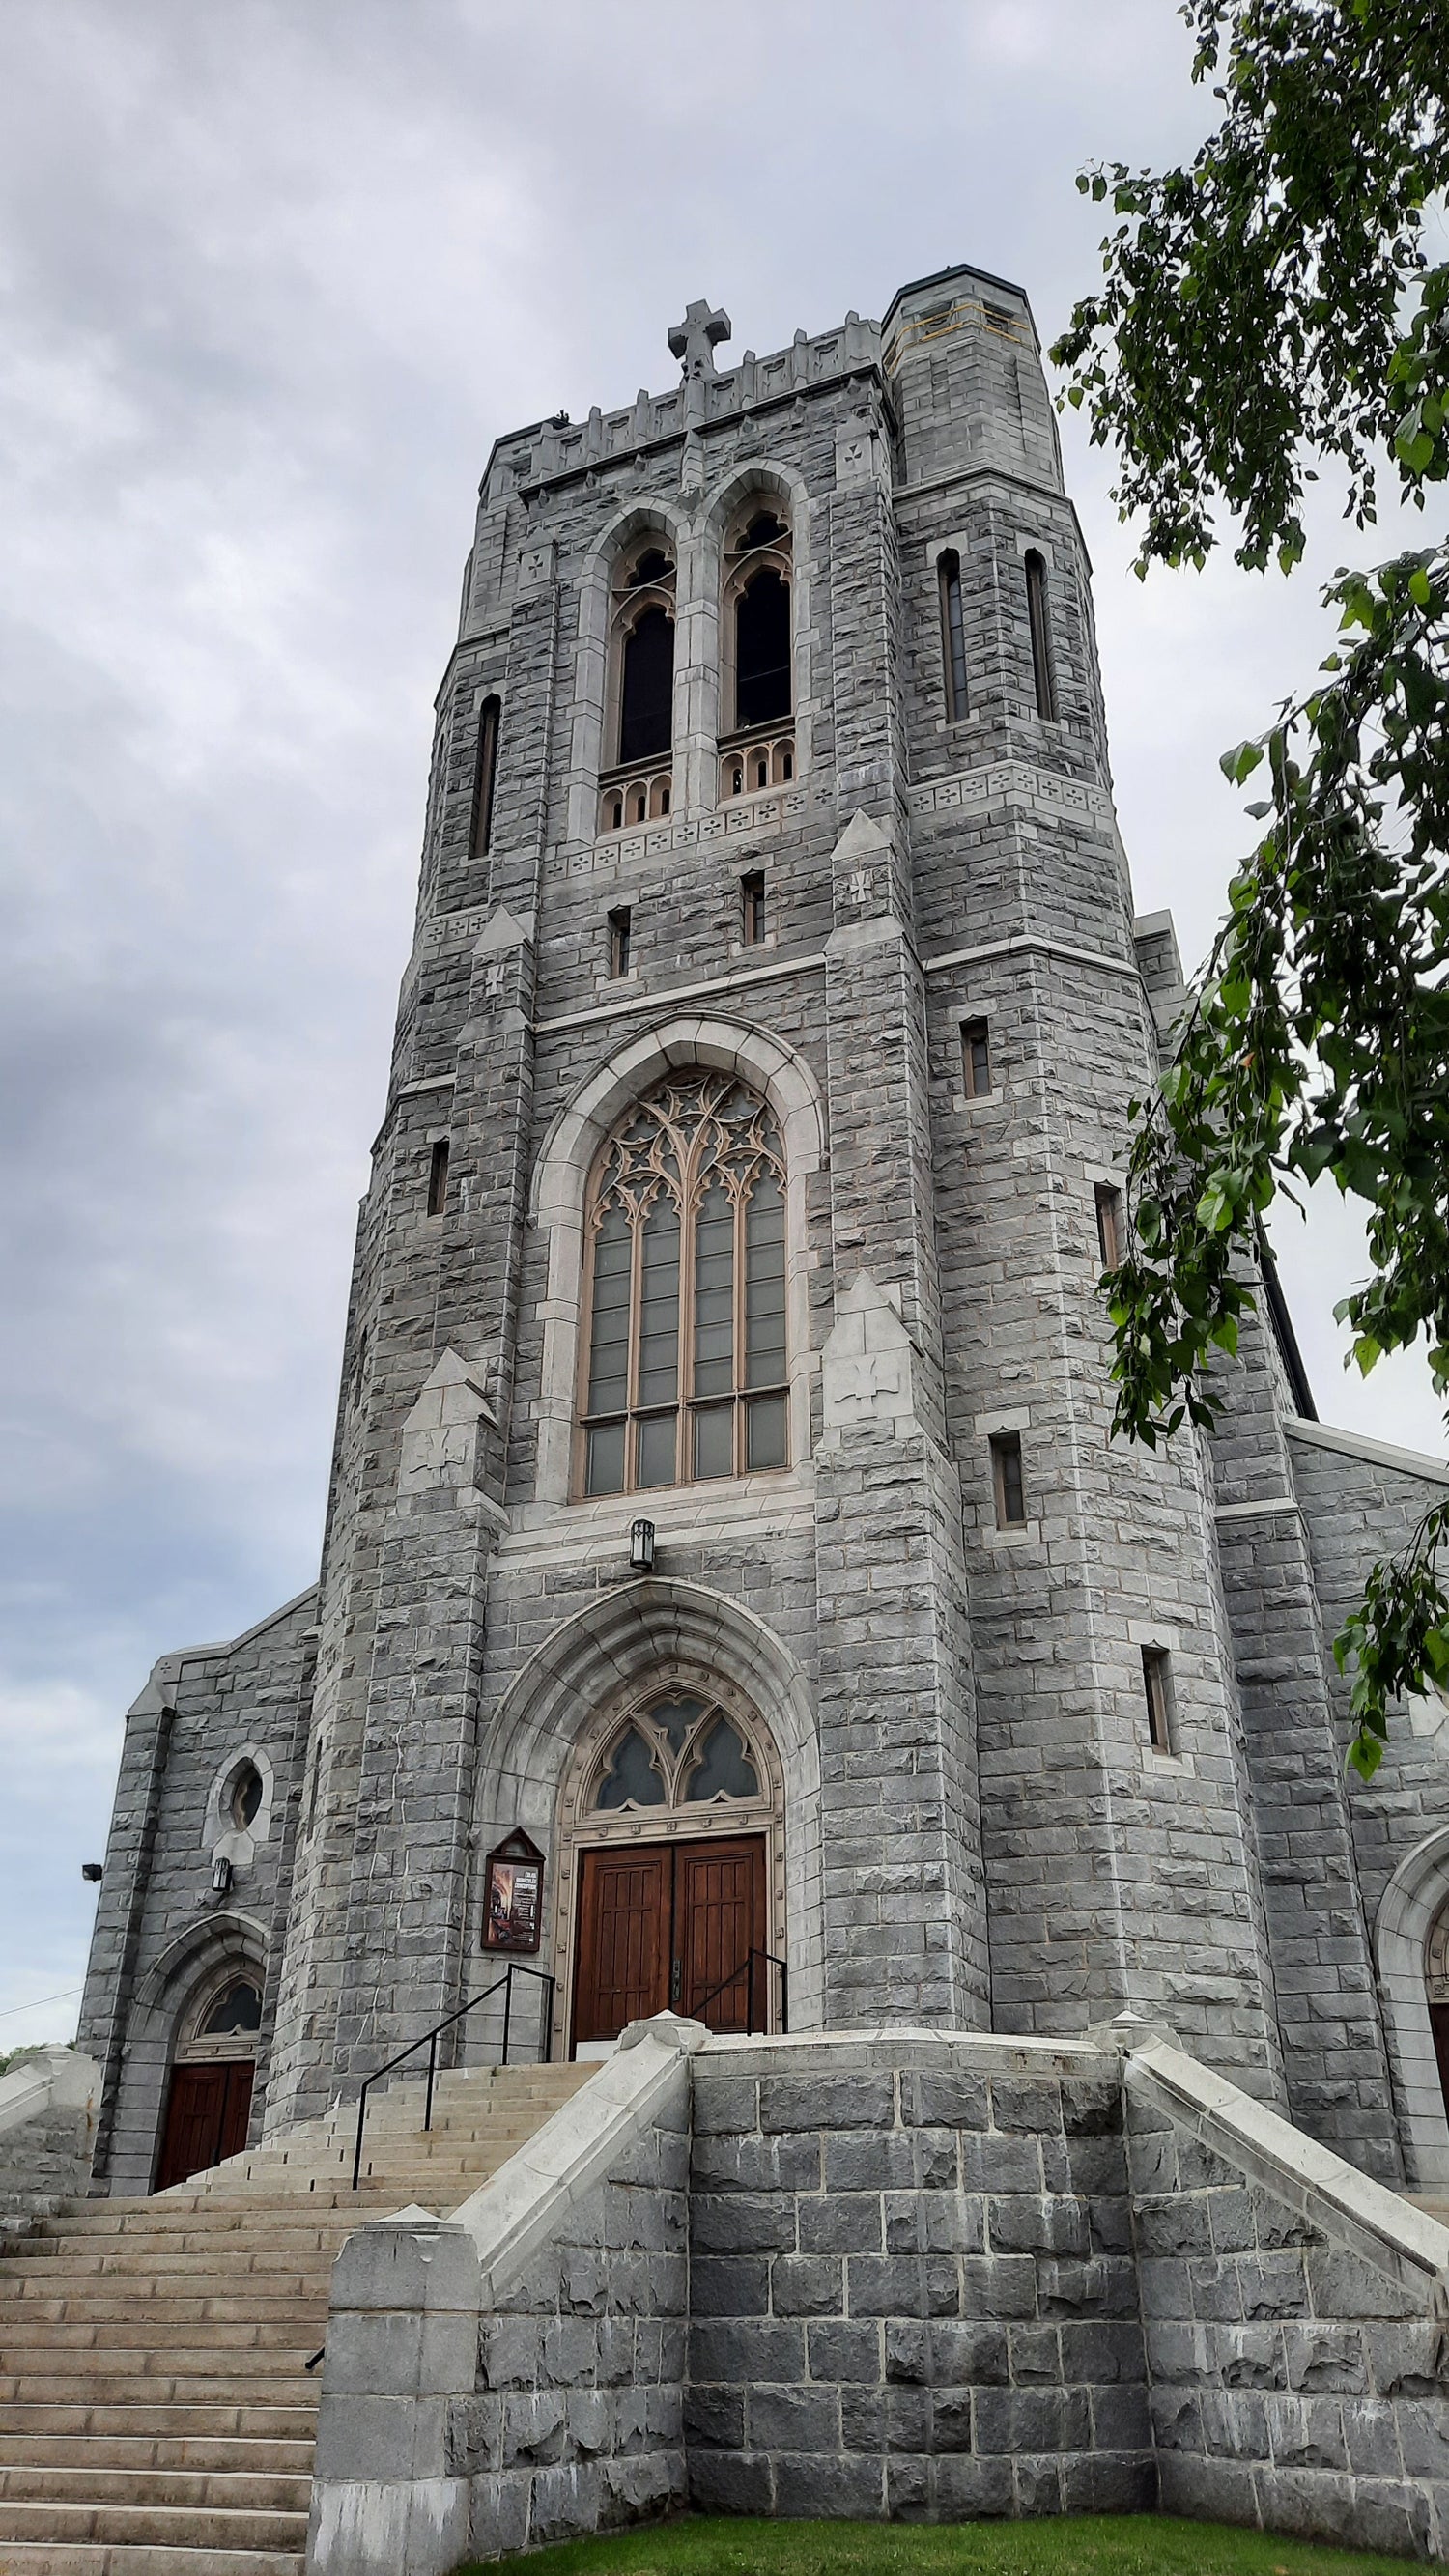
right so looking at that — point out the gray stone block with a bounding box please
[772,2254,843,2316]
[773,2453,885,2519]
[749,2384,841,2452]
[688,2450,774,2514]
[761,2074,895,2133]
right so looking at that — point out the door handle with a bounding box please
[670,1958,683,2006]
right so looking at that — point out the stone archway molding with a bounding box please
[1375,1825,1449,2188]
[104,1911,269,2198]
[481,1574,823,2035]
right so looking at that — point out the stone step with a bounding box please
[0,2404,316,2442]
[0,2335,318,2374]
[0,2439,314,2477]
[0,2292,329,2328]
[0,2468,313,2512]
[0,2373,314,2410]
[0,2524,302,2565]
[0,2248,334,2282]
[0,2320,325,2354]
[0,2543,302,2576]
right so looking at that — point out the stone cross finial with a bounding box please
[668,298,731,382]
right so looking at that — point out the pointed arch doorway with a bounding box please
[154,1972,261,2190]
[558,1685,785,2054]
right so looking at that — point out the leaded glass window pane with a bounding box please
[746,1392,788,1472]
[649,1696,705,1753]
[638,1202,680,1407]
[585,1421,626,1496]
[594,1726,667,1810]
[744,1173,786,1389]
[693,1182,733,1396]
[693,1401,733,1481]
[587,1205,632,1416]
[636,1410,677,1488]
[685,1719,759,1802]
[204,1980,262,2035]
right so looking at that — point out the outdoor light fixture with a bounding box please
[629,1518,656,1575]
[211,1854,234,1897]
[80,1863,103,1884]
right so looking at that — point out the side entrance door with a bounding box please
[155,2058,255,2192]
[573,1835,765,2050]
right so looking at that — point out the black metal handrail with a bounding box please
[690,1945,788,2036]
[350,1960,555,2191]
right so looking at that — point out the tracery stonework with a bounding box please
[580,1072,787,1497]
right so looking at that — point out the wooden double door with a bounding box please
[573,1835,766,2049]
[155,2058,254,2192]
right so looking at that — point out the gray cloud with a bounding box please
[2,0,1439,2043]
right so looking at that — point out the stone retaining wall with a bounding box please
[0,2050,98,2233]
[1129,2039,1449,2558]
[308,2022,1449,2574]
[687,2031,1152,2521]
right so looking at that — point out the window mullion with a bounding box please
[679,1176,697,1487]
[625,1204,643,1489]
[733,1179,747,1478]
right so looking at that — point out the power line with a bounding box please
[0,1986,82,2023]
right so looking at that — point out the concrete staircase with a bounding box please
[0,2059,594,2576]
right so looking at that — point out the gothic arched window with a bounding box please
[600,536,676,834]
[720,502,794,799]
[580,1071,788,1496]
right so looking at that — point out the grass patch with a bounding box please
[475,2513,1417,2576]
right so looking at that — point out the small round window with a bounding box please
[203,1979,262,2036]
[229,1764,263,1829]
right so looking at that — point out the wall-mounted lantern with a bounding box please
[81,1862,103,1883]
[211,1854,234,1897]
[629,1517,656,1575]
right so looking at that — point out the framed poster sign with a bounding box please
[482,1829,544,1954]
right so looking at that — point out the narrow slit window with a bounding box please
[1142,1647,1175,1752]
[469,696,499,860]
[427,1139,449,1217]
[990,1430,1026,1530]
[608,907,632,978]
[1025,551,1056,722]
[938,551,968,722]
[961,1018,992,1099]
[741,871,766,947]
[1094,1183,1123,1270]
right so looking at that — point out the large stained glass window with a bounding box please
[580,1072,789,1497]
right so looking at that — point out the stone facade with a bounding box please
[77,262,1449,2228]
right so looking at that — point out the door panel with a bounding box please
[155,2058,255,2191]
[574,1848,671,2045]
[572,1834,767,2051]
[679,1838,765,2033]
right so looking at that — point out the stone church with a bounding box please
[74,261,1449,2220]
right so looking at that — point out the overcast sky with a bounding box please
[2,0,1442,2052]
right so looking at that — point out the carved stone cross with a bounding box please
[668,298,732,382]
